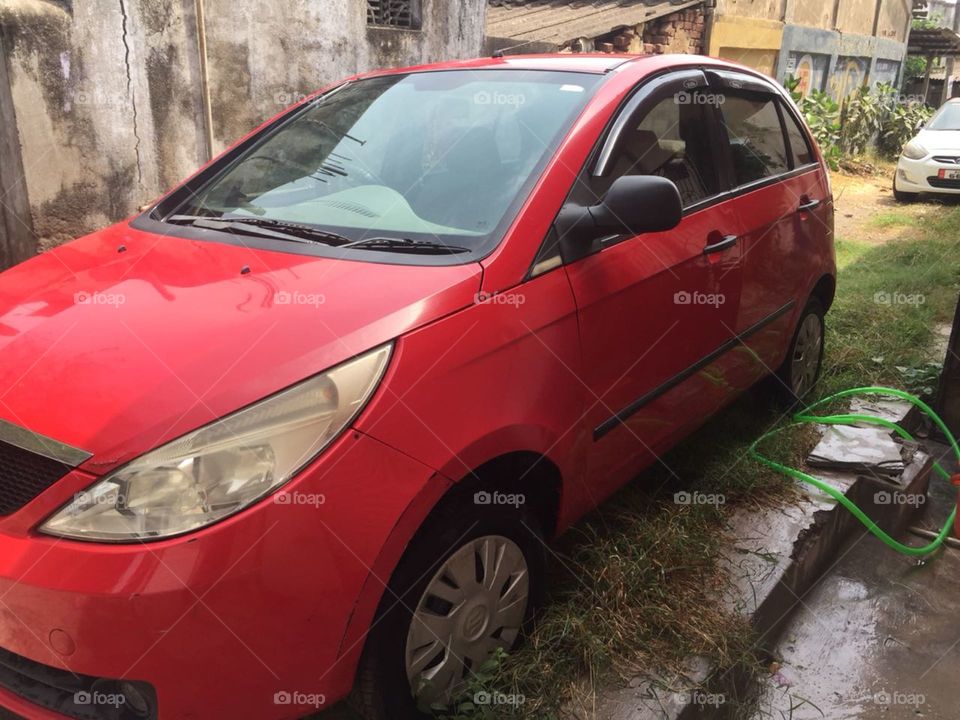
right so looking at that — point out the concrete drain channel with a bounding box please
[593,390,957,720]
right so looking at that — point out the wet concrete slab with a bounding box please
[757,491,960,719]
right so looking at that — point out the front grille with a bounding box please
[0,645,156,719]
[0,440,72,515]
[932,155,960,164]
[927,176,960,189]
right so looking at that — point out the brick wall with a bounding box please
[594,8,706,55]
[640,8,706,54]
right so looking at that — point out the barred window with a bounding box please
[367,0,421,29]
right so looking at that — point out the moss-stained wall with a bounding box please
[0,0,208,251]
[0,0,485,259]
[201,0,485,154]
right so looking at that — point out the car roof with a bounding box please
[352,53,764,85]
[355,53,658,78]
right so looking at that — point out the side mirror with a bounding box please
[590,175,683,236]
[555,175,683,254]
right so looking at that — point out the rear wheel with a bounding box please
[777,298,825,404]
[350,497,544,719]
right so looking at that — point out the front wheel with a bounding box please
[350,497,545,719]
[777,298,825,404]
[893,177,918,203]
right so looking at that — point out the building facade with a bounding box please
[709,0,911,98]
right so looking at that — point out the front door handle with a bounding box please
[798,197,822,212]
[704,234,738,254]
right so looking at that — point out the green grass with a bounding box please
[827,209,960,395]
[438,207,960,720]
[866,210,915,230]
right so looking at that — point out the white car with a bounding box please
[894,98,960,201]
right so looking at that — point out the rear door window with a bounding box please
[718,95,790,186]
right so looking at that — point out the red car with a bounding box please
[0,53,834,719]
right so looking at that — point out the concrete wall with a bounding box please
[709,14,784,76]
[715,0,785,21]
[774,25,908,99]
[788,0,832,31]
[0,0,208,251]
[0,27,33,268]
[711,0,908,97]
[0,0,485,262]
[875,0,911,41]
[201,0,485,154]
[834,0,878,35]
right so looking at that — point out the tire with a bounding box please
[776,298,825,405]
[893,177,918,203]
[349,493,545,720]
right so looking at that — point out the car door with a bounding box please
[556,70,746,500]
[709,70,831,381]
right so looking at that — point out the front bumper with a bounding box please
[0,431,435,719]
[896,154,960,193]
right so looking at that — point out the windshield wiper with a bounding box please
[339,237,472,255]
[165,215,471,254]
[165,214,350,246]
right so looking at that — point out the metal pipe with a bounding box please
[194,0,215,161]
[908,526,960,550]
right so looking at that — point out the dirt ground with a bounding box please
[832,162,960,243]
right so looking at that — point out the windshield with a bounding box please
[927,102,960,131]
[171,70,600,254]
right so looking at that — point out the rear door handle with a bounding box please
[704,234,738,254]
[798,197,822,212]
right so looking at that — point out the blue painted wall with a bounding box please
[775,24,907,98]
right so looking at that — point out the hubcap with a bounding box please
[405,535,529,706]
[791,313,823,398]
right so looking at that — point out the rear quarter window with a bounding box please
[781,105,814,167]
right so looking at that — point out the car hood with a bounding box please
[916,128,960,153]
[0,222,481,474]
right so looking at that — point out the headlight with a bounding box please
[40,344,392,542]
[901,141,928,160]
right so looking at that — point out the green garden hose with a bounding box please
[749,387,959,557]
